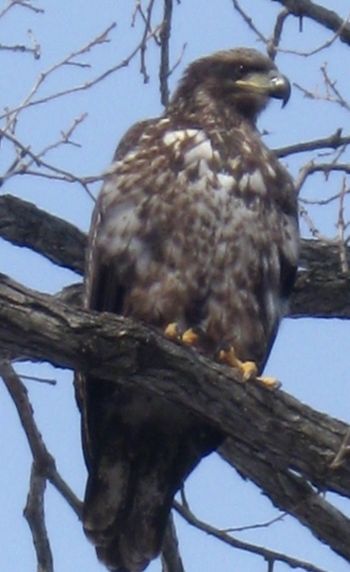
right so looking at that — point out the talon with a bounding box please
[218,346,280,389]
[164,322,180,340]
[256,376,281,390]
[181,328,199,346]
[240,361,258,381]
[219,347,257,380]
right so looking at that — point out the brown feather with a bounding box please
[78,47,299,571]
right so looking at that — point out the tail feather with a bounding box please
[82,384,221,571]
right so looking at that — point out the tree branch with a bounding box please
[0,272,350,561]
[161,514,185,572]
[0,360,82,517]
[220,439,350,563]
[270,0,350,46]
[0,194,85,274]
[24,463,54,572]
[174,497,327,572]
[275,130,350,158]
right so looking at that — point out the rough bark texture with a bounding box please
[1,272,350,562]
[0,194,85,274]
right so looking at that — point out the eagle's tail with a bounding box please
[82,387,221,572]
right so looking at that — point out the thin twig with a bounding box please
[24,463,54,572]
[0,22,117,126]
[161,513,185,572]
[18,373,57,386]
[0,0,44,19]
[231,0,267,44]
[0,24,162,123]
[267,9,290,59]
[275,129,350,158]
[295,161,350,195]
[159,0,173,106]
[138,0,157,83]
[336,177,350,273]
[330,427,350,469]
[278,12,350,57]
[174,498,327,572]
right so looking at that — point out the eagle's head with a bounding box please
[170,48,291,123]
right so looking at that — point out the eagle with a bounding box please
[78,48,299,572]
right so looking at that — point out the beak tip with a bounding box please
[271,73,291,107]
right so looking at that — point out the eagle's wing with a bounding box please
[79,120,222,572]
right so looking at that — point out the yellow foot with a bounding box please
[219,347,280,390]
[164,322,180,340]
[219,347,257,380]
[164,324,199,347]
[181,328,199,346]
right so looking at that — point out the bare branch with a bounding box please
[1,23,117,129]
[159,0,173,106]
[1,24,159,117]
[0,41,40,59]
[270,0,350,46]
[275,129,350,158]
[336,177,350,273]
[24,464,54,572]
[0,128,101,197]
[1,274,350,500]
[0,361,82,517]
[321,63,350,111]
[277,12,350,57]
[0,0,44,19]
[220,438,350,566]
[231,0,267,44]
[0,194,86,274]
[174,497,326,572]
[18,373,57,386]
[161,514,185,572]
[267,9,290,59]
[295,162,350,195]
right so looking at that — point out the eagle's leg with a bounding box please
[164,322,199,346]
[219,347,280,390]
[218,346,258,380]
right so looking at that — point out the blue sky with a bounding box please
[1,1,349,571]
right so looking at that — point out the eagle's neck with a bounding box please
[168,86,261,132]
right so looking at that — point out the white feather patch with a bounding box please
[163,129,199,147]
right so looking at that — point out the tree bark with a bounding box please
[1,272,350,560]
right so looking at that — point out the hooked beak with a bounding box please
[235,69,291,107]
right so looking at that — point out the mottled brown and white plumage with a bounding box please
[78,48,299,571]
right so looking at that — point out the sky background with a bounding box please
[1,1,350,571]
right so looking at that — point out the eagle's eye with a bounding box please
[236,64,246,78]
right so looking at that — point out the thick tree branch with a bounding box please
[270,0,350,46]
[1,194,350,318]
[0,194,85,274]
[0,272,350,562]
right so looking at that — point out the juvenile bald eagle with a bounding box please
[79,48,299,571]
